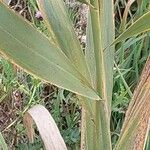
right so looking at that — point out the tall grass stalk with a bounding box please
[81,0,115,149]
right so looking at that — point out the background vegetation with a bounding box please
[0,0,150,149]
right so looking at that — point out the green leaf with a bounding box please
[99,0,115,111]
[82,0,115,149]
[37,0,90,79]
[114,11,150,44]
[0,2,100,100]
[0,131,8,150]
[85,12,96,88]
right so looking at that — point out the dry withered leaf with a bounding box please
[23,105,67,150]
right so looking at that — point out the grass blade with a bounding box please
[119,0,135,32]
[0,2,100,100]
[114,11,150,44]
[37,0,90,79]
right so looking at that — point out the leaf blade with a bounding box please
[37,0,90,79]
[114,11,150,44]
[0,2,100,100]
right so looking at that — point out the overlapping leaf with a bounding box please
[0,2,99,100]
[83,0,115,149]
[37,0,90,78]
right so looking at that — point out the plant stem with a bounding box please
[81,0,115,148]
[85,0,112,149]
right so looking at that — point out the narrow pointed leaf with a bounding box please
[23,105,67,150]
[114,11,150,44]
[37,0,90,79]
[0,2,100,100]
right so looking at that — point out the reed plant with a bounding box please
[0,0,150,149]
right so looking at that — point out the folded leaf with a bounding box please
[23,105,67,150]
[0,2,100,100]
